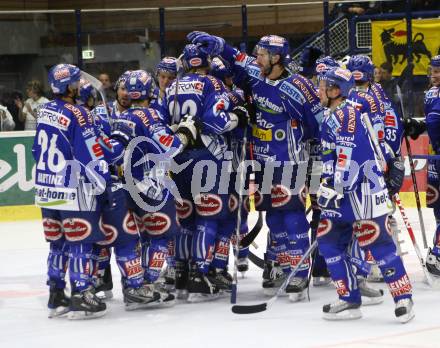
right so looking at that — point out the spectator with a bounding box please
[330,1,380,20]
[0,103,15,131]
[379,62,399,104]
[1,90,24,130]
[16,80,49,130]
[98,72,116,102]
[374,66,382,83]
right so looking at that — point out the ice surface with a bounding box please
[1,209,440,348]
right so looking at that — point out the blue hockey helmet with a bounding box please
[124,70,155,100]
[78,79,97,105]
[255,35,291,65]
[48,64,81,94]
[115,70,132,90]
[182,44,210,70]
[325,67,355,98]
[315,56,340,81]
[430,55,440,68]
[157,56,178,76]
[210,56,233,81]
[346,55,374,82]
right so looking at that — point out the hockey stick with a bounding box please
[396,84,428,248]
[231,126,249,304]
[248,250,265,269]
[362,112,436,287]
[231,240,318,314]
[240,211,263,248]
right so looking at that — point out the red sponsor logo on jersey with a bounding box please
[388,274,412,298]
[385,113,397,127]
[353,220,380,247]
[159,134,174,148]
[216,99,226,111]
[143,212,171,236]
[97,218,118,245]
[63,218,92,242]
[124,258,143,279]
[92,142,104,158]
[334,279,349,296]
[426,184,439,206]
[337,148,348,168]
[195,194,223,216]
[123,212,139,235]
[149,251,167,270]
[271,185,291,207]
[377,129,384,141]
[43,218,63,241]
[236,52,246,63]
[215,240,230,260]
[58,115,70,128]
[228,194,238,212]
[175,199,193,220]
[317,219,332,238]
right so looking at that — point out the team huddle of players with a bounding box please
[33,30,440,323]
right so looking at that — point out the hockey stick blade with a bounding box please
[248,250,264,269]
[240,211,263,248]
[232,302,267,314]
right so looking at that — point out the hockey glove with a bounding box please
[403,118,426,140]
[385,156,405,197]
[187,31,225,56]
[232,105,250,128]
[317,181,343,209]
[175,115,199,147]
[110,120,133,147]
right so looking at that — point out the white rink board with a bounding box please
[1,209,440,348]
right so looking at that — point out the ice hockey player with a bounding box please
[209,56,251,276]
[151,57,178,110]
[103,69,202,309]
[316,66,414,323]
[33,64,110,319]
[160,44,247,301]
[403,55,440,278]
[187,31,324,302]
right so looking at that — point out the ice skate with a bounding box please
[187,270,220,303]
[47,286,70,318]
[426,248,440,277]
[208,268,232,292]
[123,283,161,311]
[358,277,384,306]
[286,277,308,302]
[395,298,415,323]
[262,261,286,296]
[68,287,107,320]
[323,299,362,320]
[153,282,176,307]
[94,269,114,301]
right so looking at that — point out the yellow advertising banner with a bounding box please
[372,19,440,76]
